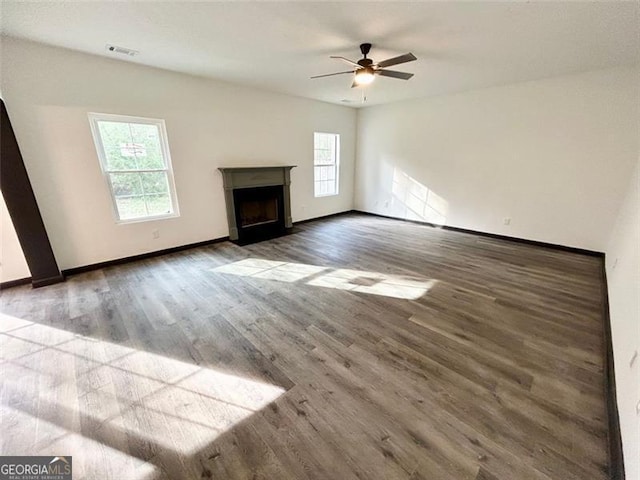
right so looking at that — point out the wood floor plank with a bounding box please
[0,213,610,479]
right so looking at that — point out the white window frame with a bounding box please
[88,112,180,224]
[313,132,340,198]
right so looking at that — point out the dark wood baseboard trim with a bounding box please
[31,274,66,288]
[293,210,355,226]
[0,276,32,290]
[1,274,66,290]
[33,212,357,281]
[62,236,229,277]
[61,211,356,276]
[600,261,625,480]
[354,210,604,258]
[61,211,356,278]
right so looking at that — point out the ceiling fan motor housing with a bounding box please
[360,43,372,57]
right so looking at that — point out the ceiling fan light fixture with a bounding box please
[311,44,416,90]
[354,67,375,85]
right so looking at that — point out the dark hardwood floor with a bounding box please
[0,213,608,479]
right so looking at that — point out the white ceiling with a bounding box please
[1,1,638,107]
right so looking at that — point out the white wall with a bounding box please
[606,155,640,479]
[355,66,639,252]
[0,195,30,282]
[0,37,356,270]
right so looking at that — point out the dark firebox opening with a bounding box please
[232,185,285,244]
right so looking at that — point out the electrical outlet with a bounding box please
[152,229,160,239]
[503,217,511,226]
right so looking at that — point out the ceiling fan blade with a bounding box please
[376,53,417,69]
[310,70,354,79]
[376,69,414,80]
[330,56,361,68]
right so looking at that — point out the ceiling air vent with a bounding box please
[105,44,138,57]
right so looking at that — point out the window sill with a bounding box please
[116,212,180,225]
[314,193,339,198]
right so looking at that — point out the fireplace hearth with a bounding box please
[219,166,295,244]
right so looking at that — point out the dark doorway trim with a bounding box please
[1,99,64,288]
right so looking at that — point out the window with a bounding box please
[89,113,179,222]
[314,132,339,197]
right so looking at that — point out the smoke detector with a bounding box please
[105,44,138,57]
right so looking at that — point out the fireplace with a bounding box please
[219,166,295,244]
[233,185,284,243]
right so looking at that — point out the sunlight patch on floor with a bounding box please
[0,312,285,479]
[213,258,436,300]
[1,405,158,479]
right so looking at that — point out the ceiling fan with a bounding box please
[311,43,416,87]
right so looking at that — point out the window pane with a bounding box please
[91,114,179,222]
[98,121,137,171]
[313,132,339,197]
[140,171,169,195]
[314,133,330,150]
[129,123,165,170]
[115,196,147,220]
[145,194,172,216]
[326,182,336,195]
[110,172,143,197]
[315,149,334,165]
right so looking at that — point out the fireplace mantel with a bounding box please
[218,165,296,242]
